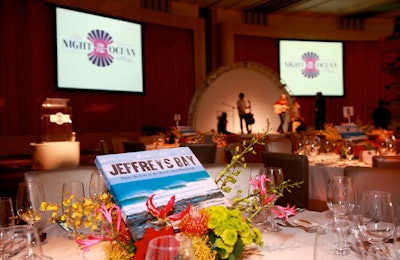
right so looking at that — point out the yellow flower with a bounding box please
[221,229,237,246]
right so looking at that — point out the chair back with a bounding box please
[180,143,217,164]
[265,138,292,154]
[100,139,109,155]
[344,166,400,208]
[111,137,129,153]
[372,155,400,169]
[24,166,96,204]
[122,141,146,152]
[261,151,309,209]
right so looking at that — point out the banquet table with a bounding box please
[307,153,371,203]
[39,210,329,260]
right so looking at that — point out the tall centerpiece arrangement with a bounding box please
[40,120,303,260]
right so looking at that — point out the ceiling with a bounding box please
[177,0,400,20]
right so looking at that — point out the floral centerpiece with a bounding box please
[41,120,303,259]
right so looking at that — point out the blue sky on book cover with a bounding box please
[95,147,229,240]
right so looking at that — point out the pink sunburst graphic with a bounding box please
[301,51,320,78]
[87,30,114,67]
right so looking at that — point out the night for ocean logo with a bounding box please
[87,29,114,67]
[301,51,320,78]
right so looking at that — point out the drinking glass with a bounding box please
[259,167,284,232]
[326,176,356,255]
[358,190,396,259]
[0,226,14,260]
[89,171,108,200]
[343,141,355,161]
[2,225,43,260]
[145,234,195,260]
[62,181,85,238]
[314,221,362,260]
[0,197,14,228]
[16,182,45,228]
[324,139,334,153]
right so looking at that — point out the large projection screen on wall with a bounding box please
[279,40,344,97]
[56,7,144,93]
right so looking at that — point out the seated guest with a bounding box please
[217,112,233,135]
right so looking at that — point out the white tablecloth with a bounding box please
[308,153,371,202]
[40,211,327,260]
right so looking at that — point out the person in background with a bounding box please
[274,93,289,133]
[289,99,306,133]
[236,93,251,134]
[314,92,326,130]
[372,99,391,129]
[217,112,233,135]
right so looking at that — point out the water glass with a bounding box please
[0,197,14,227]
[62,182,85,239]
[16,182,45,227]
[89,171,108,199]
[357,190,396,259]
[145,234,195,260]
[2,225,43,260]
[314,221,362,260]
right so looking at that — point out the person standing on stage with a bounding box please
[236,92,251,134]
[274,93,289,133]
[314,92,326,130]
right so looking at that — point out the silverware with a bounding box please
[276,219,318,233]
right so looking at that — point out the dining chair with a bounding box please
[111,137,130,154]
[122,141,146,153]
[372,155,400,168]
[261,151,309,209]
[180,143,217,164]
[100,139,109,155]
[23,166,96,204]
[344,166,400,207]
[264,138,292,154]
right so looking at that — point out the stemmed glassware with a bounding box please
[343,140,355,162]
[259,167,284,232]
[89,171,108,200]
[62,181,85,239]
[357,190,396,259]
[0,197,14,228]
[324,139,334,153]
[326,176,356,255]
[0,197,14,260]
[2,225,43,260]
[145,234,195,260]
[16,182,45,228]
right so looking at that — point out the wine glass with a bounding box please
[16,182,45,228]
[89,171,108,200]
[326,176,356,255]
[324,139,334,153]
[357,190,396,259]
[62,182,85,239]
[343,141,355,161]
[145,234,195,260]
[3,225,43,260]
[314,221,361,260]
[259,167,284,232]
[0,197,14,228]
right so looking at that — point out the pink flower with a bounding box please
[100,204,122,235]
[75,234,106,252]
[145,194,190,222]
[249,175,270,197]
[271,204,297,221]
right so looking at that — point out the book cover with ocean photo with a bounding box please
[95,147,229,240]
